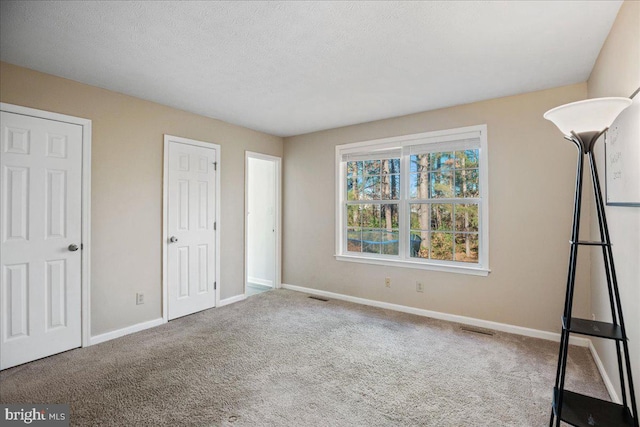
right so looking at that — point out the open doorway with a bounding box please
[245,152,281,297]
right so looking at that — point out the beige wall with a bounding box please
[283,83,592,333]
[587,0,640,404]
[0,62,283,336]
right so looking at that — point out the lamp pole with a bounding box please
[545,98,637,427]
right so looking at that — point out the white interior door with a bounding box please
[1,111,83,370]
[166,140,216,320]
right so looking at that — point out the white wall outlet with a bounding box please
[136,293,144,305]
[592,313,596,320]
[385,277,391,288]
[416,281,424,293]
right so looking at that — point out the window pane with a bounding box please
[454,204,479,232]
[388,158,401,173]
[363,176,381,200]
[347,161,363,201]
[381,174,400,200]
[350,228,400,255]
[381,158,400,174]
[381,204,399,228]
[390,174,400,199]
[409,174,417,198]
[410,154,429,173]
[347,204,360,227]
[431,204,453,231]
[409,173,429,199]
[410,230,429,259]
[361,204,381,228]
[347,161,363,177]
[362,229,382,254]
[430,171,454,198]
[455,150,479,168]
[429,152,454,171]
[364,160,380,175]
[455,169,479,197]
[381,230,399,255]
[431,232,454,260]
[347,228,362,253]
[347,175,363,201]
[455,233,479,263]
[410,204,430,230]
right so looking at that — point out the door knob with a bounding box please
[169,236,178,243]
[68,244,79,252]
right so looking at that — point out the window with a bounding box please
[335,125,489,275]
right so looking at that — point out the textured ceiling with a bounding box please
[0,1,622,137]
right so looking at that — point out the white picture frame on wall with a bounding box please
[605,87,640,207]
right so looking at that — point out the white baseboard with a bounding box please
[88,317,165,346]
[88,295,247,346]
[588,340,620,403]
[247,276,273,287]
[88,295,246,346]
[282,283,591,347]
[219,294,246,307]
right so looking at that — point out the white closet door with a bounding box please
[166,141,216,320]
[1,111,83,370]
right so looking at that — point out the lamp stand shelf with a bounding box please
[549,130,638,427]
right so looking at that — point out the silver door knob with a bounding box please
[68,244,79,252]
[169,236,178,243]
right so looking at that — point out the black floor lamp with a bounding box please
[544,97,637,427]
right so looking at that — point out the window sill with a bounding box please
[334,254,491,276]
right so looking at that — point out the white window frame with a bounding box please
[335,125,490,276]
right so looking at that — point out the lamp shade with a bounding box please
[543,97,632,136]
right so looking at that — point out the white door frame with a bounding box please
[162,135,221,322]
[244,151,282,295]
[0,102,92,347]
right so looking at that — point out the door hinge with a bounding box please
[81,243,84,250]
[213,162,217,171]
[214,222,217,231]
[214,281,217,290]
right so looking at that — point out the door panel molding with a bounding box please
[163,135,220,322]
[0,103,91,368]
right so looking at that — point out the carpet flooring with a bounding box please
[0,289,608,426]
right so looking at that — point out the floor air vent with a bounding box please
[460,326,495,336]
[308,296,329,302]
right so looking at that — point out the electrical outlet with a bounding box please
[592,313,596,320]
[136,293,144,305]
[416,281,424,293]
[385,277,391,288]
